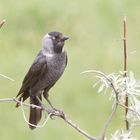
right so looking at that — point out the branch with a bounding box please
[63,115,97,140]
[20,98,52,128]
[0,97,97,140]
[0,74,14,81]
[0,20,6,29]
[82,70,120,140]
[101,82,119,140]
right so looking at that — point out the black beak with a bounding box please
[62,35,69,41]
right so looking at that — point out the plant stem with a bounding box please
[123,16,129,130]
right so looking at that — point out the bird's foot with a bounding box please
[48,107,65,120]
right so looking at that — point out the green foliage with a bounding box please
[0,0,140,139]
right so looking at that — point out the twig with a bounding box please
[0,20,6,29]
[123,16,129,130]
[0,74,14,81]
[20,98,52,128]
[82,70,120,139]
[0,97,97,140]
[101,82,119,140]
[101,102,118,140]
[0,97,41,108]
[123,16,127,73]
[64,116,97,140]
[81,70,107,77]
[118,103,140,117]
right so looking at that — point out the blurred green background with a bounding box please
[0,0,140,139]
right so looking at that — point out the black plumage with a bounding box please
[16,32,69,129]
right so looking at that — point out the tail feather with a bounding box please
[29,95,42,129]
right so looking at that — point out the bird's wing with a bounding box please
[66,54,68,66]
[16,51,47,97]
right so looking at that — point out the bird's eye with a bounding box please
[52,36,56,40]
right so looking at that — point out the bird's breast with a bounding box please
[45,52,67,85]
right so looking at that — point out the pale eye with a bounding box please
[52,36,56,40]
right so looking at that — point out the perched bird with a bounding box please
[16,31,69,129]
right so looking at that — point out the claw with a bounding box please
[50,113,55,120]
[48,108,65,119]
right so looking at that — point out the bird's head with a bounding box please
[43,31,69,53]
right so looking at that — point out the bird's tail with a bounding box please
[29,95,42,130]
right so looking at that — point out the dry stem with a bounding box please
[101,80,119,140]
[123,16,129,130]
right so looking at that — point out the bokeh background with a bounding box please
[0,0,140,139]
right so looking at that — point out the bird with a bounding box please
[16,31,69,129]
